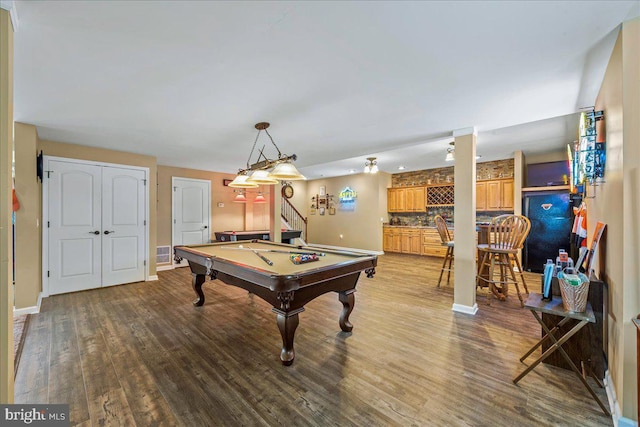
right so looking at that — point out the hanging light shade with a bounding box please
[445,149,455,162]
[233,192,247,203]
[228,174,259,188]
[235,122,307,182]
[247,169,279,185]
[364,157,378,173]
[269,162,306,180]
[253,193,267,203]
[445,142,455,162]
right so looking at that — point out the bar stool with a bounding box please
[434,215,454,287]
[476,214,531,306]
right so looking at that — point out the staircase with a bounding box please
[281,197,307,242]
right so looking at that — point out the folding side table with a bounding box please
[513,292,610,416]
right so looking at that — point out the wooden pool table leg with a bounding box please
[274,308,303,366]
[191,273,206,306]
[338,290,356,332]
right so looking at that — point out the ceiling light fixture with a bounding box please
[228,122,306,188]
[443,142,481,161]
[233,191,248,203]
[398,165,406,170]
[364,157,378,174]
[445,142,455,162]
[253,192,267,203]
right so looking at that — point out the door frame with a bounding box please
[171,177,211,266]
[42,156,150,297]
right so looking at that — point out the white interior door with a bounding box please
[172,177,210,266]
[48,160,102,294]
[101,166,146,286]
[46,158,148,295]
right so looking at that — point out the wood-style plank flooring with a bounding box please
[15,253,612,426]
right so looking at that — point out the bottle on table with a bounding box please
[542,259,554,300]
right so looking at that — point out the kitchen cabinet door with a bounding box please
[388,188,406,212]
[476,182,487,210]
[478,178,515,211]
[401,230,422,254]
[383,228,402,252]
[487,181,502,210]
[421,228,447,257]
[408,187,426,212]
[387,189,396,212]
[501,179,514,210]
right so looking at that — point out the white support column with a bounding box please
[514,150,524,217]
[452,127,478,315]
[270,184,282,243]
[514,151,525,265]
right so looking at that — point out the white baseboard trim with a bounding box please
[451,303,478,315]
[173,262,190,268]
[156,264,174,272]
[605,370,637,427]
[147,275,159,281]
[13,292,43,315]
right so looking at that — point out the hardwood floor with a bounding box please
[15,253,612,426]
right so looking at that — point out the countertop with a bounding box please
[383,224,445,229]
[383,223,491,229]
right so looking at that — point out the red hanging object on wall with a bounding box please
[12,188,20,211]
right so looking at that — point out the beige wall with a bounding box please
[156,166,274,248]
[306,173,390,251]
[590,19,639,420]
[0,8,14,403]
[620,18,640,420]
[38,139,158,278]
[14,123,41,309]
[524,150,566,165]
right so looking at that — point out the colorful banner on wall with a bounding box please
[573,110,605,192]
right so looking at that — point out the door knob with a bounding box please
[203,225,208,229]
[89,230,100,235]
[104,230,115,235]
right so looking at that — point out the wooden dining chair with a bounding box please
[434,215,454,287]
[476,214,531,306]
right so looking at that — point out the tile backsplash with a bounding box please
[389,209,513,227]
[391,159,514,187]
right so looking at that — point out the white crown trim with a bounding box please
[0,0,19,31]
[453,127,478,137]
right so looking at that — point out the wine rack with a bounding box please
[426,184,454,206]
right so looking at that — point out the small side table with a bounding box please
[513,293,610,416]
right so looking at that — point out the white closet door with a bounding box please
[48,161,102,295]
[172,178,211,265]
[101,166,146,286]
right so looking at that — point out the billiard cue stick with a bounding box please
[220,247,326,256]
[247,246,274,266]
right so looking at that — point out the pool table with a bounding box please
[214,229,302,244]
[173,240,377,365]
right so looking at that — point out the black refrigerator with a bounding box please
[523,191,573,273]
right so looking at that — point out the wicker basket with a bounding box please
[558,269,590,312]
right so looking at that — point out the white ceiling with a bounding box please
[11,1,639,179]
